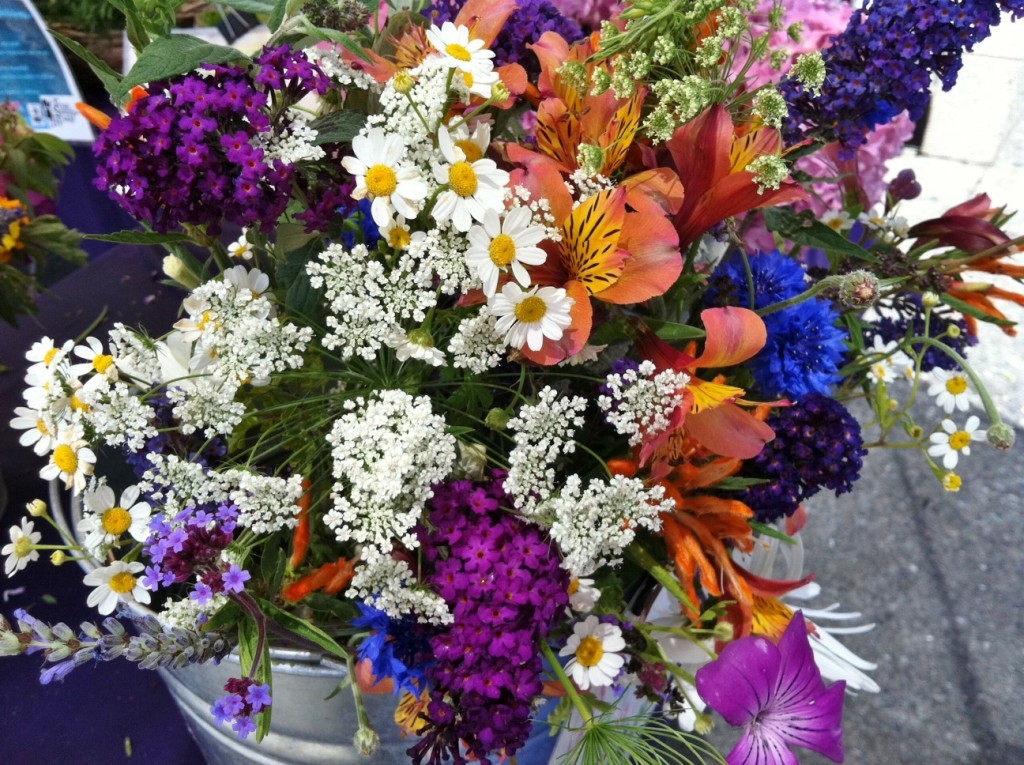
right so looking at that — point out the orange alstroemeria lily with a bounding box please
[506,146,684,364]
[662,105,807,249]
[636,306,776,463]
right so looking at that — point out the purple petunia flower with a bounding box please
[695,611,846,765]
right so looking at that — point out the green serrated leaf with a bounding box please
[258,599,350,660]
[85,230,195,244]
[941,291,1016,327]
[118,35,248,100]
[309,110,365,145]
[748,520,796,545]
[763,207,878,263]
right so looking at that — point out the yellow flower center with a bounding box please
[460,70,474,88]
[14,536,34,558]
[514,295,547,323]
[388,227,412,249]
[70,394,90,413]
[109,571,136,594]
[101,507,132,536]
[44,347,60,365]
[93,354,115,374]
[53,444,79,474]
[575,635,604,668]
[365,164,398,197]
[36,419,50,435]
[942,472,962,492]
[945,376,968,395]
[455,139,483,163]
[199,310,216,331]
[445,42,472,62]
[489,234,517,267]
[826,217,845,231]
[449,162,478,197]
[949,431,971,450]
[568,578,580,596]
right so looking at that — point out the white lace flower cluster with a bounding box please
[257,117,325,164]
[448,310,506,372]
[597,360,690,446]
[140,454,231,514]
[348,555,453,626]
[505,387,589,515]
[223,470,305,535]
[546,474,672,577]
[324,390,456,555]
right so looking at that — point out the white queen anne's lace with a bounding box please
[597,360,690,447]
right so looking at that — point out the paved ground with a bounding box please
[780,20,1024,765]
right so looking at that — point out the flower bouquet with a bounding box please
[3,1,1023,764]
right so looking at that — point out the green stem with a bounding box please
[344,651,375,733]
[908,334,1006,428]
[625,544,697,614]
[539,640,593,728]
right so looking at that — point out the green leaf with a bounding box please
[646,318,707,342]
[275,236,326,319]
[203,601,243,632]
[941,291,1016,327]
[712,476,768,490]
[268,0,289,31]
[106,0,150,53]
[117,35,248,100]
[258,598,350,661]
[260,543,287,599]
[748,520,796,545]
[309,111,365,145]
[85,230,195,244]
[211,0,276,11]
[762,207,878,263]
[237,618,258,674]
[47,29,124,97]
[312,27,372,63]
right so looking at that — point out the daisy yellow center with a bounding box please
[460,71,474,88]
[514,296,548,323]
[101,507,132,536]
[568,578,581,596]
[93,354,115,374]
[826,217,845,231]
[14,537,34,558]
[108,571,136,594]
[53,444,79,474]
[199,310,216,330]
[455,139,483,163]
[489,234,517,267]
[945,376,968,395]
[449,162,478,197]
[445,42,472,62]
[44,348,59,365]
[575,636,604,667]
[388,227,412,249]
[943,472,962,492]
[949,431,971,450]
[70,394,90,413]
[36,419,50,434]
[366,164,398,197]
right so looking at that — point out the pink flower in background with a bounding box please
[548,0,624,30]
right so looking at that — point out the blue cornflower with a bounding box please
[704,250,808,309]
[352,603,429,696]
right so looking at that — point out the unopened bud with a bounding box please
[838,270,880,308]
[888,168,922,202]
[987,422,1015,451]
[921,291,940,308]
[946,324,962,339]
[407,327,435,349]
[712,621,734,642]
[693,711,714,736]
[906,424,924,440]
[941,472,962,492]
[162,255,201,291]
[51,551,68,566]
[354,726,380,757]
[26,499,47,517]
[491,82,510,102]
[485,407,510,431]
[392,70,414,94]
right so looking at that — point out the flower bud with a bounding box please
[485,407,510,431]
[694,711,714,736]
[987,422,1015,451]
[392,70,415,94]
[354,725,380,757]
[921,291,940,308]
[490,82,510,103]
[906,424,924,440]
[26,499,47,517]
[50,551,67,566]
[162,255,201,291]
[838,270,880,308]
[888,168,922,202]
[941,472,962,492]
[712,621,734,642]
[946,324,962,339]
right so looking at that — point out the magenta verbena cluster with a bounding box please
[94,45,330,233]
[408,474,569,765]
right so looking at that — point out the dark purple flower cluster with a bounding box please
[865,293,977,372]
[142,501,251,607]
[428,0,582,77]
[741,394,867,523]
[783,0,1024,154]
[212,676,272,739]
[408,474,569,765]
[94,45,331,233]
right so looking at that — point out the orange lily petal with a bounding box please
[598,211,681,304]
[560,187,629,296]
[454,0,517,47]
[691,307,766,369]
[685,402,775,460]
[621,168,685,217]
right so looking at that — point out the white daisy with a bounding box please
[559,615,626,691]
[452,67,501,101]
[466,207,548,296]
[379,215,425,251]
[68,336,118,384]
[386,328,446,366]
[342,127,428,228]
[25,336,73,380]
[172,296,219,344]
[567,576,601,613]
[77,484,152,554]
[489,283,574,352]
[425,22,495,77]
[447,119,492,164]
[927,415,984,469]
[10,405,57,456]
[865,335,912,385]
[227,230,254,260]
[39,426,97,494]
[83,560,151,615]
[926,368,974,414]
[821,210,853,233]
[2,518,42,577]
[432,126,509,232]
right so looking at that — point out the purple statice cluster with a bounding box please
[741,394,867,523]
[428,0,582,77]
[211,676,272,739]
[704,250,847,399]
[94,45,330,233]
[865,293,977,372]
[408,474,569,765]
[142,501,251,608]
[783,0,1024,153]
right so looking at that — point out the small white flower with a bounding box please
[928,415,984,469]
[386,328,446,366]
[926,368,974,414]
[25,336,73,379]
[489,283,574,352]
[39,427,97,494]
[342,127,428,227]
[425,22,495,77]
[227,231,254,260]
[446,120,492,164]
[83,560,151,615]
[432,126,509,232]
[379,215,425,251]
[2,518,42,576]
[77,484,151,553]
[224,265,270,299]
[466,207,548,296]
[821,210,853,233]
[568,577,601,613]
[68,336,118,386]
[559,615,626,691]
[865,335,913,385]
[10,405,57,456]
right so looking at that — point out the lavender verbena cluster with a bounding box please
[866,293,976,372]
[429,0,582,77]
[408,474,569,765]
[94,45,330,233]
[212,676,273,740]
[783,0,1024,153]
[742,394,867,523]
[143,501,251,607]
